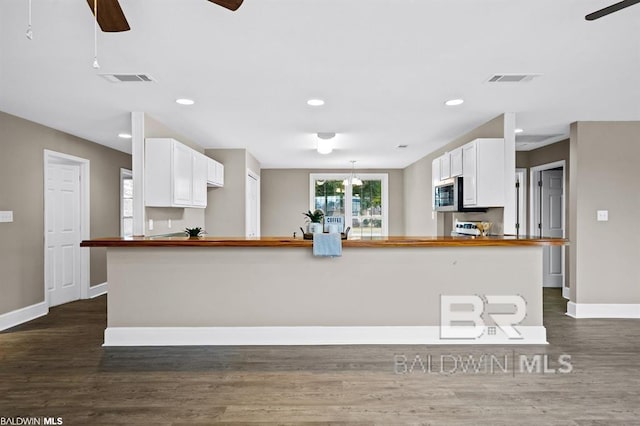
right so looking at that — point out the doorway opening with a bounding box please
[43,150,91,307]
[246,169,260,238]
[529,161,566,295]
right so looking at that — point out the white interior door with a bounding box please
[539,169,564,287]
[45,163,82,306]
[246,172,259,237]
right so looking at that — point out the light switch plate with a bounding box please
[168,219,172,229]
[0,211,14,223]
[148,219,154,230]
[597,210,608,222]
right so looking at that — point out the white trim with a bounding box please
[245,168,261,238]
[309,173,390,237]
[562,286,570,299]
[103,326,547,346]
[44,150,91,303]
[120,168,133,237]
[515,168,527,236]
[131,112,145,236]
[88,282,108,298]
[566,302,640,318]
[0,301,48,332]
[503,112,517,235]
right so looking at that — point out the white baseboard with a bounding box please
[104,326,548,346]
[88,282,108,299]
[0,301,49,332]
[562,287,570,300]
[566,302,640,318]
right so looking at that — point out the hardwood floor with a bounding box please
[1,289,639,425]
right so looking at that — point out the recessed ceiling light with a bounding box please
[176,98,195,105]
[316,133,335,154]
[118,133,132,139]
[445,99,464,106]
[515,128,524,134]
[307,99,325,106]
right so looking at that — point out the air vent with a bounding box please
[516,134,563,144]
[487,74,540,83]
[396,144,409,149]
[99,73,157,83]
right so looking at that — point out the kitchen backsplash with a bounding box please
[441,208,505,236]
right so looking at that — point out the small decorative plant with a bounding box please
[303,209,324,223]
[185,227,204,238]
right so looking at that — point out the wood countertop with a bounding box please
[81,235,568,248]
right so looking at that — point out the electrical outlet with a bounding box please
[596,210,608,222]
[0,211,13,223]
[168,219,172,229]
[148,219,154,230]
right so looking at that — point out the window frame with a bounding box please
[309,173,389,237]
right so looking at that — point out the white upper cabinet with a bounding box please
[439,154,451,181]
[462,138,505,208]
[145,138,210,209]
[450,147,463,177]
[206,157,224,187]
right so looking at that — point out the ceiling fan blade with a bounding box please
[208,0,244,11]
[585,0,640,20]
[86,0,130,32]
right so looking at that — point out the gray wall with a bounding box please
[204,149,261,236]
[0,111,131,315]
[570,122,640,304]
[403,115,505,236]
[260,169,404,237]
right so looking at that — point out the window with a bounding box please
[120,168,133,237]
[309,173,389,238]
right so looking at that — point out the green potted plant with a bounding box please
[184,227,204,238]
[303,209,324,233]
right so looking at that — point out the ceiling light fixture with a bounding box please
[316,132,335,154]
[26,0,33,40]
[118,133,132,139]
[515,128,524,134]
[445,99,464,106]
[92,0,100,69]
[307,99,325,107]
[176,98,195,105]
[343,161,363,187]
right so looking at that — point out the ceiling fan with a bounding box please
[586,0,640,20]
[86,0,244,32]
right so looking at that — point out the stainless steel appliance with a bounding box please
[434,177,486,212]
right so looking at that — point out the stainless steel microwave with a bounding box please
[434,177,460,211]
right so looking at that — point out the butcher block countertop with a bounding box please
[81,235,568,248]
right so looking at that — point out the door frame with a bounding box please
[43,150,91,304]
[120,168,133,237]
[529,160,566,292]
[245,169,260,238]
[515,168,528,237]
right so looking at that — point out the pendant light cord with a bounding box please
[26,0,33,40]
[93,0,100,69]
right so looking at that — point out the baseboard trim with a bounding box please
[88,282,108,299]
[566,302,640,318]
[0,301,48,332]
[562,287,570,300]
[104,326,548,346]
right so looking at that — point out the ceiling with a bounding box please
[1,0,639,168]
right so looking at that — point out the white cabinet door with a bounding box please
[216,163,224,186]
[450,147,463,177]
[439,154,451,180]
[192,152,208,207]
[207,158,225,187]
[462,142,477,206]
[172,142,193,206]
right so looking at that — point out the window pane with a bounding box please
[351,180,383,238]
[314,179,345,222]
[123,198,133,218]
[123,218,133,238]
[123,178,133,198]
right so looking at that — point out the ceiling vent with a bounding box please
[487,74,540,83]
[99,73,157,83]
[516,134,563,144]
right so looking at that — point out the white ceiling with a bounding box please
[1,0,639,168]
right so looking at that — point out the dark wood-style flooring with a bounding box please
[1,289,640,425]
